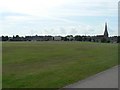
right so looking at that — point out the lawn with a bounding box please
[2,41,118,88]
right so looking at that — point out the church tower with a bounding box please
[104,22,109,37]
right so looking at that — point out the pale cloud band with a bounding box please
[0,0,118,36]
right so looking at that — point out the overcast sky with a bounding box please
[0,0,118,36]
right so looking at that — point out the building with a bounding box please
[32,35,44,41]
[66,35,74,41]
[53,36,62,41]
[43,36,53,41]
[92,22,109,42]
[104,22,109,38]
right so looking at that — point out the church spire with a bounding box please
[104,22,108,37]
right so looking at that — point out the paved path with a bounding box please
[64,66,119,88]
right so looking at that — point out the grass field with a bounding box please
[2,41,118,88]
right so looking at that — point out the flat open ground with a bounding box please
[2,41,118,88]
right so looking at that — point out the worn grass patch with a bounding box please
[2,41,118,88]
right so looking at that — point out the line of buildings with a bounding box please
[0,22,119,43]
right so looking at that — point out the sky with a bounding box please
[0,0,119,36]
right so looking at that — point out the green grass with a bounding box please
[2,41,118,88]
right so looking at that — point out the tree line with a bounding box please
[1,35,119,43]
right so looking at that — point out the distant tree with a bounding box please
[2,36,9,41]
[66,35,73,37]
[15,35,21,41]
[75,35,82,41]
[66,35,74,41]
[63,37,69,41]
[11,35,22,41]
[82,36,87,41]
[16,35,19,38]
[117,36,120,43]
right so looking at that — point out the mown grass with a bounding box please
[2,41,118,88]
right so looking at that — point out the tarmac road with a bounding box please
[64,66,119,88]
